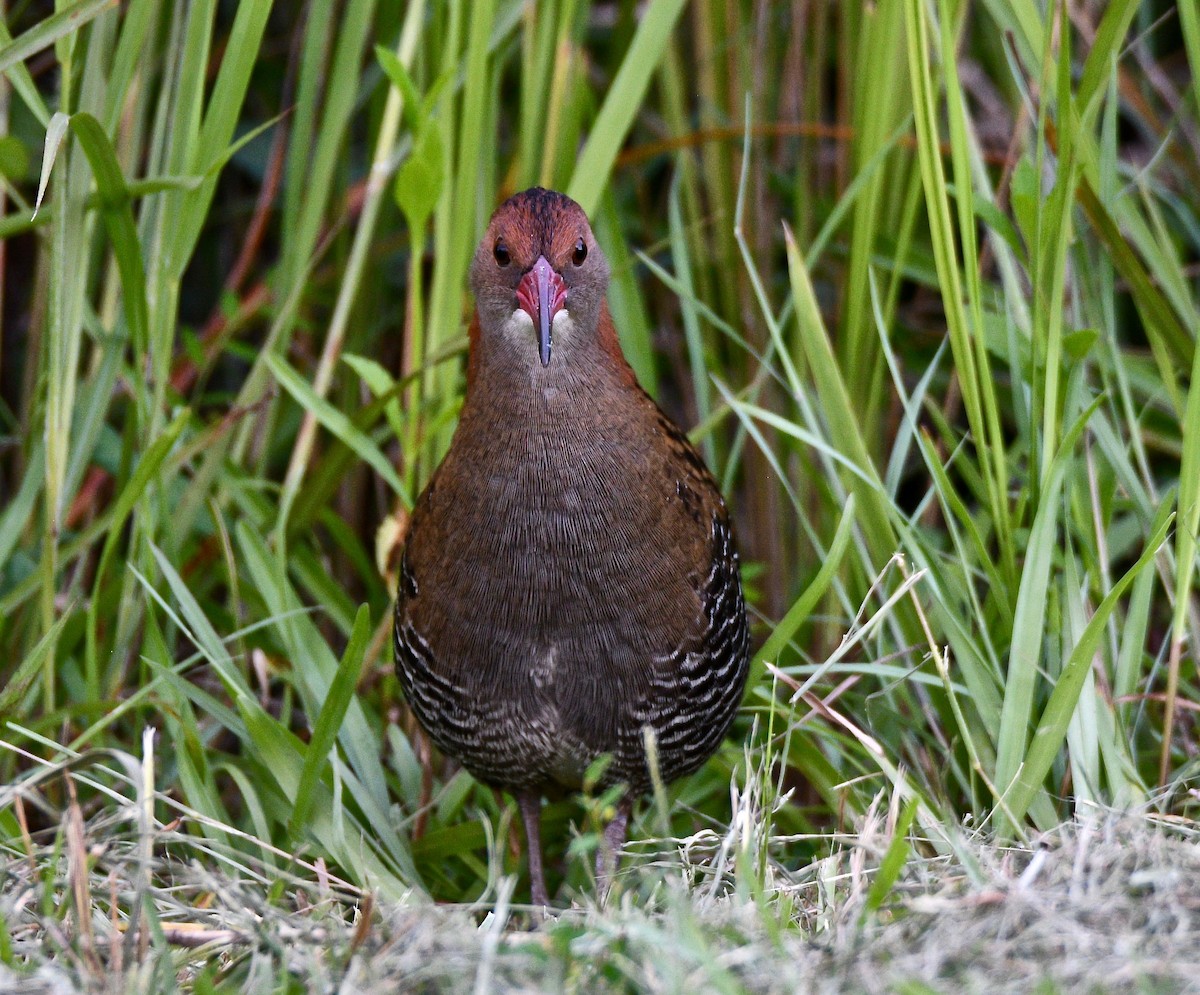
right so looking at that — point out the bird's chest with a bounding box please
[461,412,660,568]
[413,396,683,622]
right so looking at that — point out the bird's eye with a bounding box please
[572,238,587,266]
[493,239,511,267]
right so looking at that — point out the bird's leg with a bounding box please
[596,795,633,893]
[517,791,549,908]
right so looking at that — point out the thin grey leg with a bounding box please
[596,795,632,892]
[517,791,549,907]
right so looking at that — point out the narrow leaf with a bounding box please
[266,352,411,504]
[0,0,116,74]
[292,605,372,828]
[34,112,69,217]
[565,0,688,214]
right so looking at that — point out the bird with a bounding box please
[393,187,749,907]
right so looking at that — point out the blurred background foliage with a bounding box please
[1,0,1198,904]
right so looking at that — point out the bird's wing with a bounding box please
[600,395,751,788]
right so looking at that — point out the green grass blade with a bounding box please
[862,795,919,922]
[750,495,857,686]
[994,398,1103,831]
[292,605,372,829]
[565,0,688,215]
[0,18,49,124]
[0,614,70,715]
[265,352,410,505]
[0,0,115,74]
[1161,279,1200,781]
[142,544,247,695]
[166,0,272,276]
[0,447,44,573]
[85,410,188,693]
[1005,504,1174,825]
[783,223,896,566]
[66,112,149,348]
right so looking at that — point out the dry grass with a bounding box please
[4,755,1199,994]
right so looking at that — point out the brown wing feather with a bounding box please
[606,400,750,790]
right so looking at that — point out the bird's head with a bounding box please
[469,188,610,368]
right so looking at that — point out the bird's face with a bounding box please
[469,188,610,368]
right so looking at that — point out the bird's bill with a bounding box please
[516,255,567,367]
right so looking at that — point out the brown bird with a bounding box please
[394,188,749,906]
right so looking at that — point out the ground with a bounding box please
[3,808,1198,993]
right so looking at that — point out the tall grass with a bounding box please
[1,0,1197,925]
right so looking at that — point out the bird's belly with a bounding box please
[401,520,679,789]
[395,626,626,792]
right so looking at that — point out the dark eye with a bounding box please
[493,239,511,267]
[572,238,587,266]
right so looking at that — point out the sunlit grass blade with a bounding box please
[783,223,896,567]
[565,0,688,215]
[1005,503,1173,825]
[994,399,1104,832]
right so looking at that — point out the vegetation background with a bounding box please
[1,0,1199,990]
